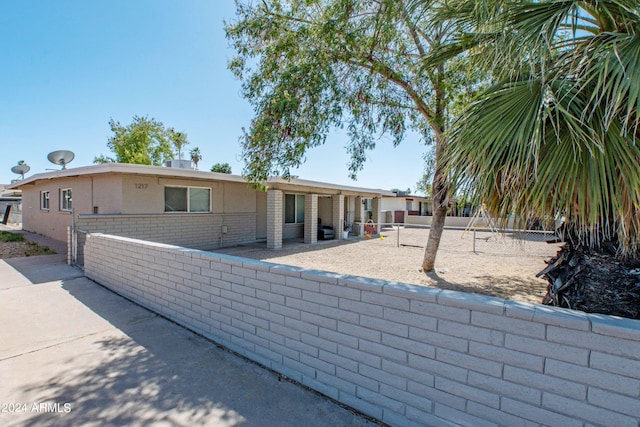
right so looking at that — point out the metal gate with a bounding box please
[70,228,88,269]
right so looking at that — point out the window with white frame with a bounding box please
[285,194,304,224]
[40,191,50,210]
[60,188,72,211]
[164,186,211,212]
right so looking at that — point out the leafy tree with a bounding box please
[211,162,232,174]
[415,150,434,197]
[226,0,481,271]
[443,0,640,258]
[94,116,174,165]
[190,147,202,170]
[414,177,432,198]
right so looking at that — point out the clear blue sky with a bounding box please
[1,0,427,191]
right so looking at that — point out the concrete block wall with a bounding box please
[267,190,283,249]
[84,233,640,427]
[331,194,344,240]
[304,194,318,244]
[76,213,256,250]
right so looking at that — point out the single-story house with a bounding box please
[8,163,394,256]
[381,191,432,223]
[381,191,477,228]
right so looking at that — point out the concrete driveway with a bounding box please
[0,248,379,426]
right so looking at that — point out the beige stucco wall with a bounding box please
[119,176,256,215]
[382,196,430,213]
[317,196,332,225]
[256,190,267,240]
[381,197,406,211]
[92,175,124,214]
[120,174,162,213]
[22,173,265,244]
[21,176,93,242]
[223,182,257,213]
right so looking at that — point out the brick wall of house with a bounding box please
[74,213,256,266]
[304,194,318,244]
[266,190,282,249]
[84,233,640,427]
[332,194,344,240]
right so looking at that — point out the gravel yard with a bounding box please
[0,240,38,258]
[216,227,561,304]
[0,230,57,259]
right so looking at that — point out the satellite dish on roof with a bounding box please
[47,150,75,170]
[11,163,30,180]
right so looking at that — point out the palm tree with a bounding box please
[443,0,640,246]
[169,129,189,160]
[190,147,202,170]
[439,1,640,309]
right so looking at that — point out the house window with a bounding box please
[164,186,211,212]
[60,188,72,211]
[40,191,50,210]
[285,194,304,224]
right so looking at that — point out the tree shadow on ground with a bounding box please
[425,271,546,304]
[18,334,247,427]
[11,277,376,427]
[213,237,362,259]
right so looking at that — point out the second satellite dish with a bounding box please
[47,150,75,169]
[11,163,30,180]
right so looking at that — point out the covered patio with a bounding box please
[263,177,392,250]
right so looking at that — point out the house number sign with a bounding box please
[135,183,148,189]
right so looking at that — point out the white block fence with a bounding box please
[83,233,640,427]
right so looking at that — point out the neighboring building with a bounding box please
[0,184,22,225]
[8,163,393,252]
[1,184,21,198]
[381,191,432,224]
[382,191,477,228]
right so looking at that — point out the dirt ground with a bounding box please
[0,240,35,258]
[216,227,562,304]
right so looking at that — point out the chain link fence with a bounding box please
[371,223,558,256]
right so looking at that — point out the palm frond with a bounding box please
[566,32,640,137]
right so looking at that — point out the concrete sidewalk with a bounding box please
[0,236,379,426]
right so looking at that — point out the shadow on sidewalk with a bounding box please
[11,267,377,426]
[4,254,83,284]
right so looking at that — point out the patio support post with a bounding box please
[267,189,283,250]
[354,196,365,237]
[332,194,345,240]
[304,194,318,244]
[372,197,381,235]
